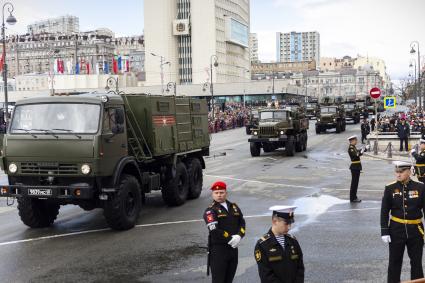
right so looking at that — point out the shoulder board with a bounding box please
[259,233,271,244]
[386,181,397,186]
[208,201,216,208]
[286,233,296,240]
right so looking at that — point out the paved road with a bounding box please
[0,121,417,282]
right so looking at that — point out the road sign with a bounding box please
[384,96,396,109]
[370,87,381,99]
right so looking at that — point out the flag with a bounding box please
[0,52,4,72]
[104,62,109,74]
[118,55,122,71]
[66,60,72,74]
[113,57,118,74]
[76,62,80,74]
[126,59,130,72]
[86,62,90,74]
[95,63,100,75]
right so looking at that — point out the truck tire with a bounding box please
[302,133,308,151]
[245,126,251,135]
[104,174,141,230]
[295,137,303,152]
[17,197,60,228]
[187,158,203,200]
[250,142,261,157]
[342,122,346,132]
[315,126,320,134]
[336,122,341,133]
[162,162,189,206]
[285,138,295,156]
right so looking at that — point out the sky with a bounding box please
[7,0,425,80]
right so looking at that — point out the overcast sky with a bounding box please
[8,0,425,80]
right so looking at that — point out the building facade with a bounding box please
[249,33,259,63]
[27,15,79,35]
[276,31,320,65]
[144,0,250,86]
[251,61,316,80]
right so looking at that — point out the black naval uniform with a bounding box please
[381,179,425,283]
[348,144,362,202]
[254,230,304,283]
[413,149,425,183]
[204,200,246,283]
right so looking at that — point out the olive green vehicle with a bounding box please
[248,107,309,157]
[0,93,210,230]
[305,103,319,119]
[344,95,360,124]
[245,109,259,135]
[315,96,346,134]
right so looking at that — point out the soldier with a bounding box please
[360,119,370,144]
[348,135,366,203]
[397,118,410,152]
[254,206,304,283]
[203,181,246,283]
[381,161,425,283]
[411,139,425,183]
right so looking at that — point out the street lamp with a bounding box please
[166,82,176,96]
[1,2,16,121]
[151,52,170,95]
[210,55,218,121]
[410,41,421,110]
[105,76,119,94]
[409,59,417,105]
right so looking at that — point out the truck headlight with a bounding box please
[317,119,320,122]
[253,131,258,136]
[9,163,17,174]
[280,131,284,135]
[81,164,91,175]
[333,118,337,122]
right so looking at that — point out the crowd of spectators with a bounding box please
[208,102,251,133]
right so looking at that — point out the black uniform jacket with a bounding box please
[203,200,246,245]
[397,123,410,139]
[254,230,304,283]
[348,144,362,171]
[413,150,425,177]
[381,179,425,239]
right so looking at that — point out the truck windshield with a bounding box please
[10,103,101,134]
[260,111,287,120]
[345,104,355,109]
[320,107,337,113]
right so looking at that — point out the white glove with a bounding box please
[360,148,365,154]
[228,235,242,248]
[366,145,371,151]
[381,235,391,243]
[411,148,416,154]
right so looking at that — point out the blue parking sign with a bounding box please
[384,97,396,109]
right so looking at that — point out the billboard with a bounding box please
[225,17,248,48]
[173,19,190,36]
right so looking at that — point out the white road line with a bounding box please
[334,189,384,192]
[0,207,381,247]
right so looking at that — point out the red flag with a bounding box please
[112,57,118,74]
[60,60,65,73]
[86,62,90,74]
[0,52,4,72]
[126,60,129,72]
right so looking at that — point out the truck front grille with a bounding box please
[321,117,333,123]
[21,162,79,175]
[259,126,275,136]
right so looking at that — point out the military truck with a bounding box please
[0,93,210,230]
[248,107,309,157]
[344,96,361,124]
[245,109,259,135]
[315,96,346,134]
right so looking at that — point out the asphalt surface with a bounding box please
[0,120,419,282]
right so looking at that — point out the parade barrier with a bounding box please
[367,131,422,153]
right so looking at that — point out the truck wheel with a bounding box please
[162,162,189,206]
[302,133,308,151]
[315,126,320,134]
[17,197,60,228]
[245,126,251,135]
[342,123,346,131]
[285,138,295,157]
[295,137,303,152]
[187,158,203,200]
[250,142,261,157]
[336,122,341,133]
[104,174,141,230]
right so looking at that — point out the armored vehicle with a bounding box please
[315,96,346,134]
[248,107,309,157]
[344,96,361,124]
[245,109,259,135]
[0,93,210,230]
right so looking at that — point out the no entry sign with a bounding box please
[369,87,381,99]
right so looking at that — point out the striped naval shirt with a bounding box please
[275,235,285,248]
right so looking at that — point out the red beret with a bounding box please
[210,181,227,191]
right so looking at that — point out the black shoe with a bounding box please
[350,199,362,203]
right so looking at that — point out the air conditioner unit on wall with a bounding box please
[173,19,190,36]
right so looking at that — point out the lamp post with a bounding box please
[410,41,421,110]
[48,48,60,96]
[105,76,119,94]
[409,59,417,105]
[1,2,16,121]
[151,52,169,95]
[210,55,218,121]
[166,82,176,96]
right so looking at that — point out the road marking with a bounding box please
[0,206,381,247]
[334,189,383,192]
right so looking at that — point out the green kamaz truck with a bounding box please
[0,93,210,230]
[315,96,346,134]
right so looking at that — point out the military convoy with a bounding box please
[0,93,210,230]
[248,103,309,157]
[305,99,319,120]
[315,96,346,134]
[245,109,259,135]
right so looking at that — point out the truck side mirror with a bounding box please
[115,108,125,125]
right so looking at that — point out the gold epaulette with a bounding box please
[386,181,397,186]
[259,233,271,243]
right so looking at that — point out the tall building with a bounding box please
[27,15,79,35]
[276,31,320,65]
[144,0,250,86]
[249,33,259,63]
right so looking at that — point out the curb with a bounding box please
[363,152,410,162]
